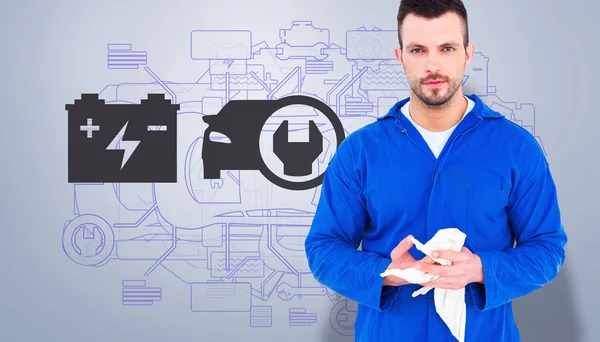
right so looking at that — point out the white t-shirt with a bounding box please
[401,96,475,158]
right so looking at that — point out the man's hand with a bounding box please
[415,247,484,290]
[383,235,434,286]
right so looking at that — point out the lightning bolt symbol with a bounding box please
[223,59,234,69]
[106,121,140,170]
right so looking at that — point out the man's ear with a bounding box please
[395,47,403,67]
[465,43,475,66]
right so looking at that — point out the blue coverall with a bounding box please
[304,94,568,341]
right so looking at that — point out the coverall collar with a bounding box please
[378,93,504,126]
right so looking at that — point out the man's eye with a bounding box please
[444,47,455,51]
[411,49,422,53]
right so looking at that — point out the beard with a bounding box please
[409,73,462,108]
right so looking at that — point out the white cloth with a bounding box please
[380,228,467,342]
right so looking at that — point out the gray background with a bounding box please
[0,0,596,341]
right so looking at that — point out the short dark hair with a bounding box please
[397,0,469,49]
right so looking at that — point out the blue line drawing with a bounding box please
[289,308,318,326]
[250,305,273,327]
[107,44,148,70]
[122,280,162,306]
[64,20,545,338]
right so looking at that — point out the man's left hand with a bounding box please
[415,247,484,290]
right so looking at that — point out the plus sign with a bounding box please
[80,118,100,138]
[265,73,278,88]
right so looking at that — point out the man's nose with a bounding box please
[425,53,442,73]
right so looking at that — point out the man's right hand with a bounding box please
[383,235,434,286]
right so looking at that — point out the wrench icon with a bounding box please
[201,95,345,191]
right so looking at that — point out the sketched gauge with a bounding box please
[63,21,543,335]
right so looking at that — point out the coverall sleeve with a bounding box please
[470,137,568,311]
[304,146,398,312]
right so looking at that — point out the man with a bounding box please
[304,0,568,341]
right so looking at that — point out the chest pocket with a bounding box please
[466,187,511,251]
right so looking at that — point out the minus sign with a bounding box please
[147,126,167,131]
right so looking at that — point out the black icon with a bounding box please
[274,120,323,177]
[67,93,178,183]
[201,95,345,191]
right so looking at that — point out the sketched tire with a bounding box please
[62,214,115,266]
[330,300,355,336]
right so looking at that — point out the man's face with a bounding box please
[395,12,474,107]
